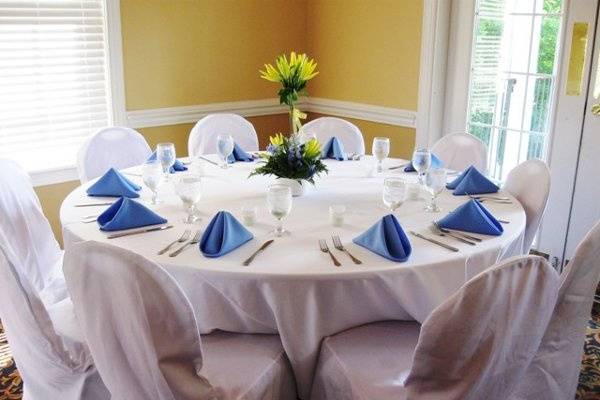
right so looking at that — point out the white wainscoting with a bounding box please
[126,97,417,129]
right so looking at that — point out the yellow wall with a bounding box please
[38,0,423,245]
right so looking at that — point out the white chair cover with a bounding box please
[63,241,297,400]
[504,160,551,254]
[0,159,67,305]
[311,255,559,400]
[0,246,109,400]
[77,126,151,183]
[188,113,259,156]
[302,117,365,155]
[431,132,488,172]
[511,221,600,400]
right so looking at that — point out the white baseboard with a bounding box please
[126,97,417,129]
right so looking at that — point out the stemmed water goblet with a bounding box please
[156,143,176,180]
[216,134,234,169]
[412,148,432,185]
[142,160,163,204]
[175,174,202,223]
[372,137,390,173]
[267,184,293,237]
[424,168,447,212]
[382,177,407,214]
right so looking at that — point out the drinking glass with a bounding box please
[267,184,292,237]
[372,137,390,173]
[216,134,234,169]
[329,204,346,227]
[424,168,447,212]
[412,148,432,185]
[156,143,176,179]
[175,174,202,223]
[142,160,163,204]
[382,177,407,213]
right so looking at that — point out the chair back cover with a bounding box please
[302,117,365,155]
[504,159,551,253]
[0,159,64,300]
[0,246,102,399]
[188,113,259,156]
[511,221,600,400]
[77,127,151,183]
[64,241,215,400]
[405,255,559,400]
[431,132,488,172]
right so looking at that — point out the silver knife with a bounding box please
[74,202,114,207]
[409,231,459,252]
[388,163,409,170]
[243,239,274,266]
[198,156,219,166]
[107,224,173,239]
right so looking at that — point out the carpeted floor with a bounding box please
[1,306,600,399]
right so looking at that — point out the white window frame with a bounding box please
[28,0,126,187]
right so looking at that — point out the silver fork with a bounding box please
[158,229,191,255]
[331,235,362,264]
[169,230,202,257]
[430,224,476,246]
[319,239,341,267]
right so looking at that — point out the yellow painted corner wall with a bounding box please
[306,0,423,111]
[120,0,308,109]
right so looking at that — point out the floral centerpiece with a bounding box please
[260,52,318,134]
[250,134,328,196]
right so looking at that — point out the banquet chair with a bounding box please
[504,160,551,254]
[77,126,152,183]
[511,221,600,400]
[302,117,365,155]
[0,158,68,306]
[63,240,297,400]
[0,246,109,400]
[188,113,259,156]
[311,255,559,400]
[431,132,488,172]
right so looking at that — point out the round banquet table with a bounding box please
[60,156,526,399]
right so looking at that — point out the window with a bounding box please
[467,0,564,180]
[0,0,113,174]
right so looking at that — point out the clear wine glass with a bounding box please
[382,177,407,213]
[267,184,292,237]
[424,168,447,212]
[175,174,202,223]
[216,134,234,169]
[412,148,432,185]
[142,160,163,204]
[372,137,390,173]
[156,143,176,179]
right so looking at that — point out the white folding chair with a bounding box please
[0,246,109,400]
[63,241,297,400]
[302,117,365,155]
[431,132,488,172]
[188,113,259,156]
[0,159,67,305]
[77,127,152,183]
[512,221,600,400]
[504,160,551,254]
[311,255,559,400]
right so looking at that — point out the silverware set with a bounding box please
[409,231,459,252]
[467,193,513,204]
[169,230,202,257]
[430,223,477,246]
[107,224,173,239]
[318,236,362,266]
[158,229,191,255]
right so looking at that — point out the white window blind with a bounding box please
[0,0,112,173]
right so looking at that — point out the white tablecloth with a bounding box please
[60,156,526,398]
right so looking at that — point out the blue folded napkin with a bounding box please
[321,137,347,161]
[227,142,254,163]
[404,153,444,172]
[353,214,412,262]
[97,197,167,232]
[200,211,253,257]
[86,168,141,198]
[147,151,188,173]
[437,199,503,236]
[446,165,499,195]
